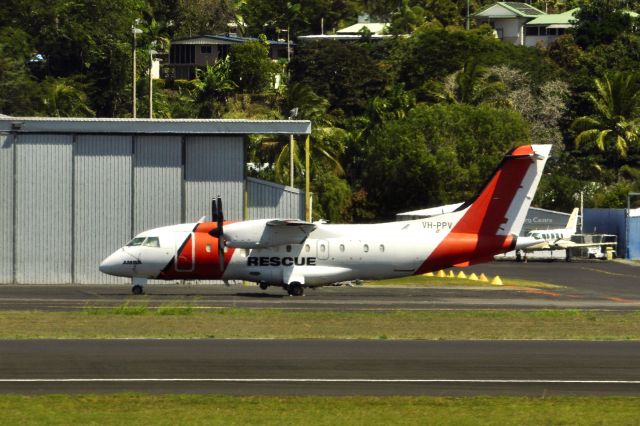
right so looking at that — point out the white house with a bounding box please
[474,2,546,45]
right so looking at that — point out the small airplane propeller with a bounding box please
[210,196,225,271]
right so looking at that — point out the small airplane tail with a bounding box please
[416,144,551,272]
[565,208,579,233]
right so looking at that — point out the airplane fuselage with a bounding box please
[100,213,515,287]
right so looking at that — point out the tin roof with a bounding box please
[0,117,311,135]
[171,34,288,46]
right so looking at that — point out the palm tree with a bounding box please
[191,58,237,118]
[571,71,640,158]
[41,77,95,117]
[265,83,346,185]
[431,58,505,106]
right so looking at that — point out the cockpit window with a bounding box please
[143,237,160,247]
[126,237,146,246]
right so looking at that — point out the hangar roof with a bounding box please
[0,117,312,135]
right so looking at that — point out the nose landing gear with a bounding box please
[131,277,147,295]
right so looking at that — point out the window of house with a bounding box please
[525,27,538,36]
[201,46,212,54]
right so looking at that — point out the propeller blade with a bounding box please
[216,197,225,272]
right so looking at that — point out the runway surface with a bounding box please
[1,339,639,396]
[0,260,638,311]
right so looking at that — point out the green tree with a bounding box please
[430,58,505,105]
[40,77,95,117]
[273,83,347,184]
[389,0,426,34]
[191,58,237,117]
[571,71,640,159]
[357,103,530,219]
[289,40,389,116]
[573,0,635,49]
[229,38,278,94]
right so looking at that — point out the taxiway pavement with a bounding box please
[0,260,638,311]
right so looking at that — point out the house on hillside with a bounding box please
[473,2,546,45]
[475,2,638,47]
[167,34,288,80]
[298,14,390,42]
[523,8,577,47]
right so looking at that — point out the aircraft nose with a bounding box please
[99,251,129,277]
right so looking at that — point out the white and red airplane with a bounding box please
[100,144,551,296]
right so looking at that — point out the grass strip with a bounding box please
[0,394,639,425]
[1,309,639,339]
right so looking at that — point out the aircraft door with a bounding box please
[175,233,195,272]
[317,240,329,260]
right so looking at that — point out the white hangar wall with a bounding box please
[0,118,311,284]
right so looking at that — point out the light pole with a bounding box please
[131,23,143,118]
[288,108,298,187]
[148,49,158,119]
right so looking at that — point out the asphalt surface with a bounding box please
[1,339,639,396]
[0,260,638,311]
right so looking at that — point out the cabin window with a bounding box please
[319,244,326,253]
[142,237,160,247]
[363,244,369,253]
[126,237,145,246]
[379,244,385,252]
[304,244,310,252]
[205,244,212,253]
[339,244,345,252]
[286,245,292,252]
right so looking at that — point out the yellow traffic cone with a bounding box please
[457,271,467,279]
[491,275,503,286]
[423,272,434,277]
[436,270,446,278]
[468,273,478,281]
[479,273,489,282]
[448,270,455,278]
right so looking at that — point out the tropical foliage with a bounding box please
[2,0,640,218]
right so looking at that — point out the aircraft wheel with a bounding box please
[131,284,144,295]
[259,282,269,290]
[288,282,304,297]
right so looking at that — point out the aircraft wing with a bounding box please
[551,240,617,250]
[223,219,316,248]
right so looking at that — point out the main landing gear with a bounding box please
[287,282,304,297]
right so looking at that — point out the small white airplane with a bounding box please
[514,207,616,260]
[100,144,551,295]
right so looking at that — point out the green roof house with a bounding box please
[524,8,577,46]
[474,2,545,45]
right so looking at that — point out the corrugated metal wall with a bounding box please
[247,177,305,219]
[133,136,182,234]
[15,134,73,284]
[627,217,640,260]
[3,131,305,284]
[0,135,14,283]
[75,135,132,284]
[185,136,244,221]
